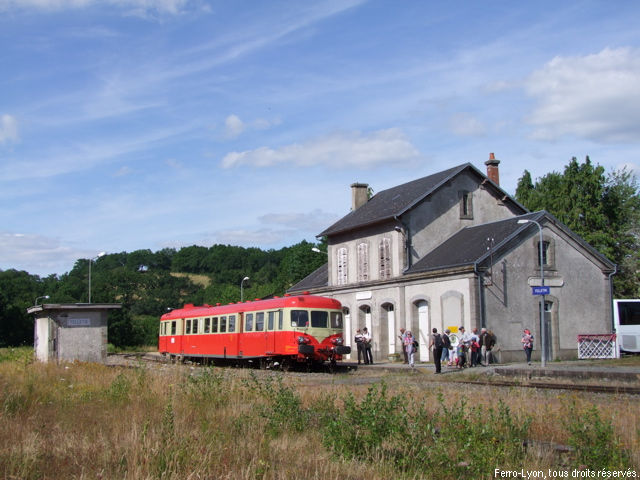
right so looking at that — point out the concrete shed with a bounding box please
[27,303,122,363]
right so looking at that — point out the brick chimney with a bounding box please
[485,153,500,185]
[351,183,369,211]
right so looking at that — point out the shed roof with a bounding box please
[27,303,122,315]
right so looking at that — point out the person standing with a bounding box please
[458,326,472,367]
[440,328,452,367]
[484,329,496,365]
[362,327,373,365]
[429,327,443,374]
[354,329,365,365]
[399,327,409,364]
[521,329,534,365]
[470,327,480,367]
[404,331,415,368]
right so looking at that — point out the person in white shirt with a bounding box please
[362,327,373,364]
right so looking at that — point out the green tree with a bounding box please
[515,157,640,297]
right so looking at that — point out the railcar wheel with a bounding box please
[280,359,291,372]
[328,358,337,374]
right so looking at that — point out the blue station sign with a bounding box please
[532,286,550,295]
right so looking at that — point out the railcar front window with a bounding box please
[229,315,236,332]
[330,312,343,328]
[291,310,309,328]
[311,311,328,328]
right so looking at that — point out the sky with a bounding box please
[2,0,640,277]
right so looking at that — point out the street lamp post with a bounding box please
[88,252,106,304]
[240,276,250,302]
[35,295,50,305]
[518,219,546,368]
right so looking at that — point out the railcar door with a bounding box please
[237,312,245,358]
[265,310,276,354]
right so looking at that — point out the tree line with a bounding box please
[2,156,639,348]
[0,240,327,348]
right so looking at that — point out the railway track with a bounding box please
[107,353,640,394]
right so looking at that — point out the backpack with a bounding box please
[412,340,419,350]
[434,333,444,348]
[442,334,452,349]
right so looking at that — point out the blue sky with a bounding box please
[2,0,640,277]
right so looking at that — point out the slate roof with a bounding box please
[320,162,525,237]
[288,263,328,292]
[406,212,544,274]
[289,210,616,293]
[406,211,616,274]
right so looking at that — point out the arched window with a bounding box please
[357,242,369,282]
[336,247,348,285]
[379,237,391,279]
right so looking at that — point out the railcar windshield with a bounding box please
[291,309,343,329]
[291,310,309,327]
[311,311,327,328]
[330,311,343,328]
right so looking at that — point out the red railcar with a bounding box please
[158,294,350,370]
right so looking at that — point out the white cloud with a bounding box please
[221,114,281,139]
[0,114,19,144]
[0,232,85,276]
[448,112,486,137]
[212,228,293,247]
[0,0,197,15]
[114,166,133,177]
[259,209,339,232]
[525,47,640,143]
[224,114,245,139]
[221,128,421,169]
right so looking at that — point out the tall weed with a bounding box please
[564,402,631,469]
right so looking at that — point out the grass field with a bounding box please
[1,347,638,479]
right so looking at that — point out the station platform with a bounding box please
[343,359,640,383]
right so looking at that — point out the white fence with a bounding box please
[577,334,618,359]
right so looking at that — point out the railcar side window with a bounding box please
[220,316,227,333]
[291,310,309,328]
[229,315,236,332]
[311,311,328,328]
[171,321,176,335]
[186,319,191,334]
[245,313,254,331]
[268,311,275,330]
[212,317,218,333]
[330,312,343,328]
[204,317,210,333]
[256,312,264,331]
[278,310,283,330]
[192,319,199,334]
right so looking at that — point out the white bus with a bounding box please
[613,299,640,353]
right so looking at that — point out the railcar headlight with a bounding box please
[298,336,308,344]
